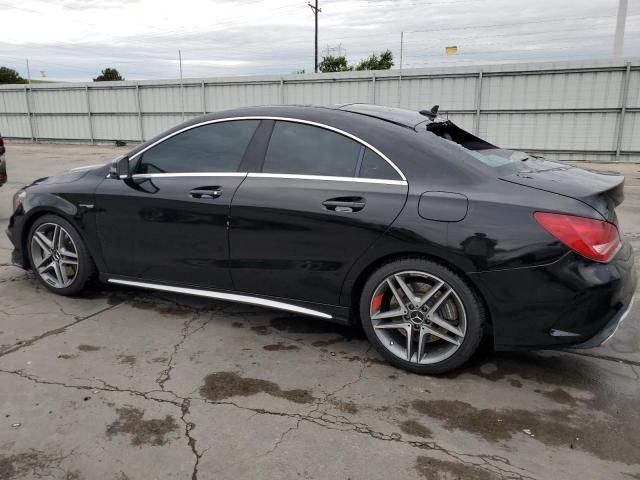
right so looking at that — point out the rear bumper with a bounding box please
[571,295,635,348]
[470,239,637,350]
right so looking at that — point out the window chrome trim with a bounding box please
[248,173,407,186]
[128,115,407,182]
[107,278,333,319]
[132,172,247,179]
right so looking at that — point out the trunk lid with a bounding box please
[500,162,624,221]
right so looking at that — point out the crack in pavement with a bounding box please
[156,312,206,391]
[180,398,207,480]
[0,301,124,358]
[257,345,375,461]
[560,349,640,367]
[0,368,535,480]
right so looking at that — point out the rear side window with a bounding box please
[136,120,259,174]
[263,121,361,177]
[358,148,401,180]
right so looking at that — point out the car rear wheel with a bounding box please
[27,214,95,295]
[359,258,485,374]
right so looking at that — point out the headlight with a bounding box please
[13,190,26,211]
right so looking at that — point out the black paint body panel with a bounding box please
[6,105,636,350]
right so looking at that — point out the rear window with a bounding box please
[427,121,529,170]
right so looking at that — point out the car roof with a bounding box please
[334,103,432,128]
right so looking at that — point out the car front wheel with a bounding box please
[27,214,95,295]
[359,258,485,374]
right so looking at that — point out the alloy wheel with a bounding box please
[30,222,79,289]
[369,270,467,365]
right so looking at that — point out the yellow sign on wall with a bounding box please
[445,46,458,55]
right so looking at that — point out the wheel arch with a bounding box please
[20,207,96,270]
[347,251,493,329]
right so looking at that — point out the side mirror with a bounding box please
[110,156,130,179]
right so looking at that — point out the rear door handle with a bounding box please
[190,187,222,199]
[322,197,366,213]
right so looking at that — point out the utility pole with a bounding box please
[25,58,32,86]
[613,0,628,59]
[178,50,184,121]
[308,1,321,73]
[398,32,404,106]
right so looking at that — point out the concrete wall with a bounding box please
[1,58,638,162]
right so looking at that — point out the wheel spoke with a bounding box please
[59,247,77,260]
[38,260,55,274]
[427,288,452,314]
[52,225,61,251]
[405,324,414,361]
[34,253,52,269]
[417,280,445,308]
[421,324,461,346]
[52,261,65,287]
[394,274,418,306]
[418,326,429,361]
[371,308,406,320]
[33,232,52,253]
[374,321,410,331]
[385,278,406,309]
[429,313,464,338]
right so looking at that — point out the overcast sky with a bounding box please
[0,0,638,82]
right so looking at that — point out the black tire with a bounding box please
[27,214,95,295]
[359,258,485,374]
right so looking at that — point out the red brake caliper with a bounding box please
[371,293,384,312]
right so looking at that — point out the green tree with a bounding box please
[318,55,352,73]
[0,67,27,84]
[93,68,125,82]
[355,50,394,71]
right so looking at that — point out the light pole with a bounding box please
[613,0,628,59]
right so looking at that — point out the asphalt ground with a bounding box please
[0,143,638,480]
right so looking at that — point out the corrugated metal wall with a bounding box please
[0,59,638,162]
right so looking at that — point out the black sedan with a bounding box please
[6,104,636,373]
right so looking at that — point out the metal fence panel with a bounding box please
[92,115,139,141]
[31,88,86,113]
[0,114,30,137]
[90,87,137,113]
[0,59,637,161]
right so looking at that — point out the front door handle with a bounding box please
[190,186,222,199]
[322,196,366,213]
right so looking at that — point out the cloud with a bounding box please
[0,0,637,81]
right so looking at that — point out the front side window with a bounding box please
[136,120,259,174]
[263,121,362,177]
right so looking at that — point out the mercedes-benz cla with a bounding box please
[6,104,636,373]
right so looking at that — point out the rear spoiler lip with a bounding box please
[499,173,624,220]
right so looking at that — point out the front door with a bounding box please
[95,119,260,290]
[229,120,408,305]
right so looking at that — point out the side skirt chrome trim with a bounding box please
[107,278,333,319]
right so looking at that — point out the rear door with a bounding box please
[95,119,260,289]
[229,120,408,305]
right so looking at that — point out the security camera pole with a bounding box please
[308,1,321,73]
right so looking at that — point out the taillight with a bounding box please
[534,212,621,262]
